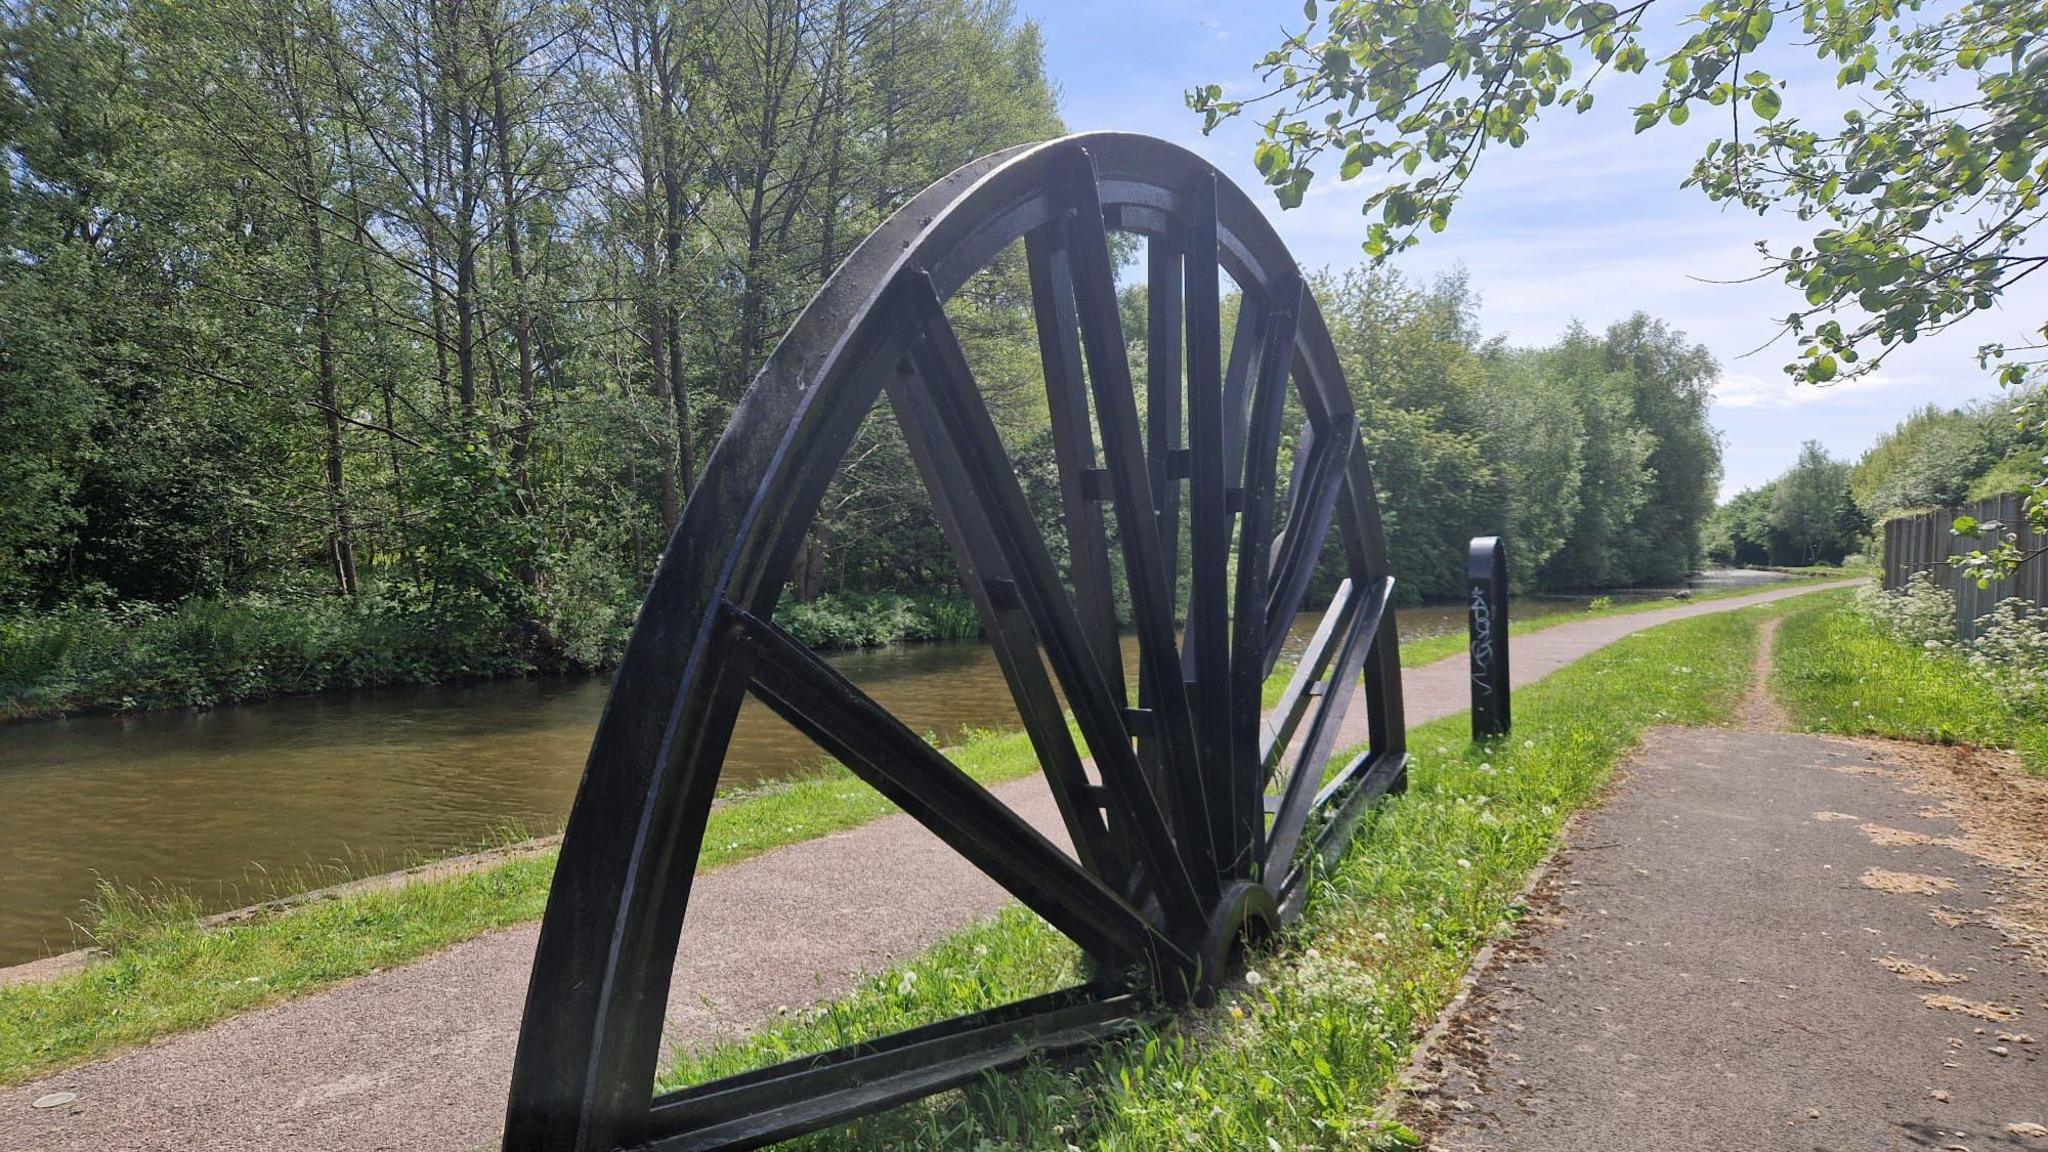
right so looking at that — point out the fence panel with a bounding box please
[1881,492,2043,641]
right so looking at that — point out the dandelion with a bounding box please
[1229,1005,1244,1020]
[897,970,918,996]
[1479,762,1492,772]
[1456,858,1471,869]
[1523,739,1535,749]
[1243,969,1265,988]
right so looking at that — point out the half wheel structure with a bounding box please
[504,131,1408,1152]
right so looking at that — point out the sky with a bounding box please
[1019,0,2044,498]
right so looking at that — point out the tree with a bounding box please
[1771,441,1863,564]
[1704,481,1779,566]
[1193,0,2048,577]
[1851,401,2025,521]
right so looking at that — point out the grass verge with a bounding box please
[0,725,1048,1085]
[1771,588,2048,776]
[654,605,1771,1149]
[1393,571,1843,667]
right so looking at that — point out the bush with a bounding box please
[1853,571,2048,722]
[1853,571,1958,652]
[0,592,527,719]
[1970,597,2048,712]
[772,591,982,651]
[540,542,638,669]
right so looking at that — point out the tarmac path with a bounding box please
[1411,621,2048,1150]
[2,579,1854,1152]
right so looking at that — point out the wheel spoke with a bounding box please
[1262,574,1393,881]
[1140,229,1186,793]
[894,268,1206,937]
[1145,233,1185,619]
[1026,223,1125,709]
[883,328,1117,883]
[1263,416,1355,677]
[1177,170,1233,880]
[1260,578,1356,775]
[1226,280,1300,874]
[725,603,1181,968]
[1049,143,1215,896]
[1220,296,1266,492]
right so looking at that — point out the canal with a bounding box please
[0,573,1787,965]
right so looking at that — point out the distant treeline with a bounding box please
[1,0,1722,715]
[1707,397,2041,567]
[1317,270,1721,600]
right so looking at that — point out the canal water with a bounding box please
[0,571,1788,965]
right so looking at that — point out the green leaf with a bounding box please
[1254,140,1287,179]
[1752,87,1781,120]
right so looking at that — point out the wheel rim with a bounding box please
[504,131,1410,1152]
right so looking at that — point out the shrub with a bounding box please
[1970,597,2048,712]
[0,591,527,719]
[1854,570,1958,652]
[773,591,982,650]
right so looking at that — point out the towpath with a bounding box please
[2,579,1854,1152]
[1408,618,2048,1150]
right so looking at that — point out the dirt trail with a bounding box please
[1,579,1855,1152]
[1408,620,2048,1151]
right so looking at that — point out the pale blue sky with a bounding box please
[1021,0,2042,497]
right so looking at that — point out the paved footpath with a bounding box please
[1415,674,2048,1148]
[2,580,1853,1152]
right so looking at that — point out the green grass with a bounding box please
[654,605,1773,1150]
[0,724,1050,1085]
[1771,588,2048,776]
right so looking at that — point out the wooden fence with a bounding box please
[1881,492,2047,642]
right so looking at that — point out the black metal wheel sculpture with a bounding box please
[504,132,1408,1152]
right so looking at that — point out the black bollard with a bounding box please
[1468,536,1510,740]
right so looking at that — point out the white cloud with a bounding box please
[1712,370,1895,410]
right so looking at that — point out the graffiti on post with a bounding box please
[1468,536,1510,740]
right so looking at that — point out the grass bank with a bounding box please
[0,723,1044,1085]
[1771,588,2048,776]
[654,606,1771,1148]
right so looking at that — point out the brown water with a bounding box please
[0,571,1786,965]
